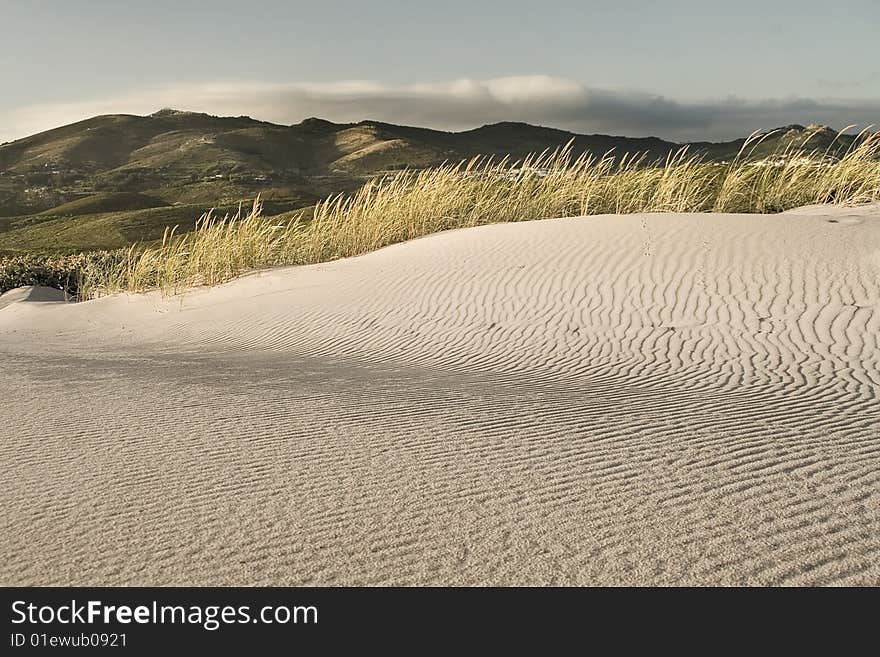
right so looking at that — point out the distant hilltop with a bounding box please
[1,109,864,176]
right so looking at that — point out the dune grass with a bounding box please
[76,127,880,299]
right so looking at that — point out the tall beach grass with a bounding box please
[78,127,880,299]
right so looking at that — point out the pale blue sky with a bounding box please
[1,0,878,141]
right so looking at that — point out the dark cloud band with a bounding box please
[2,77,878,143]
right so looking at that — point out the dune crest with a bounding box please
[1,206,878,585]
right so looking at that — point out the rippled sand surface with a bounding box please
[2,205,878,585]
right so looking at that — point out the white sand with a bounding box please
[1,205,878,585]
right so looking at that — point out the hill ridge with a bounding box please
[0,111,870,251]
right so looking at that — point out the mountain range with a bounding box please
[0,110,865,252]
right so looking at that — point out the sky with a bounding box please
[1,0,878,143]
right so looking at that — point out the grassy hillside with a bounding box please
[0,198,310,254]
[0,110,683,180]
[0,111,873,254]
[39,192,170,216]
[0,109,700,220]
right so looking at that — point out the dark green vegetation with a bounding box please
[0,251,125,296]
[1,109,867,254]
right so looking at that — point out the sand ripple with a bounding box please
[1,206,878,585]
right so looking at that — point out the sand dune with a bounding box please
[1,204,878,585]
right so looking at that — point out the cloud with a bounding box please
[2,76,878,144]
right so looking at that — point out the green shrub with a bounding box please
[0,251,129,298]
